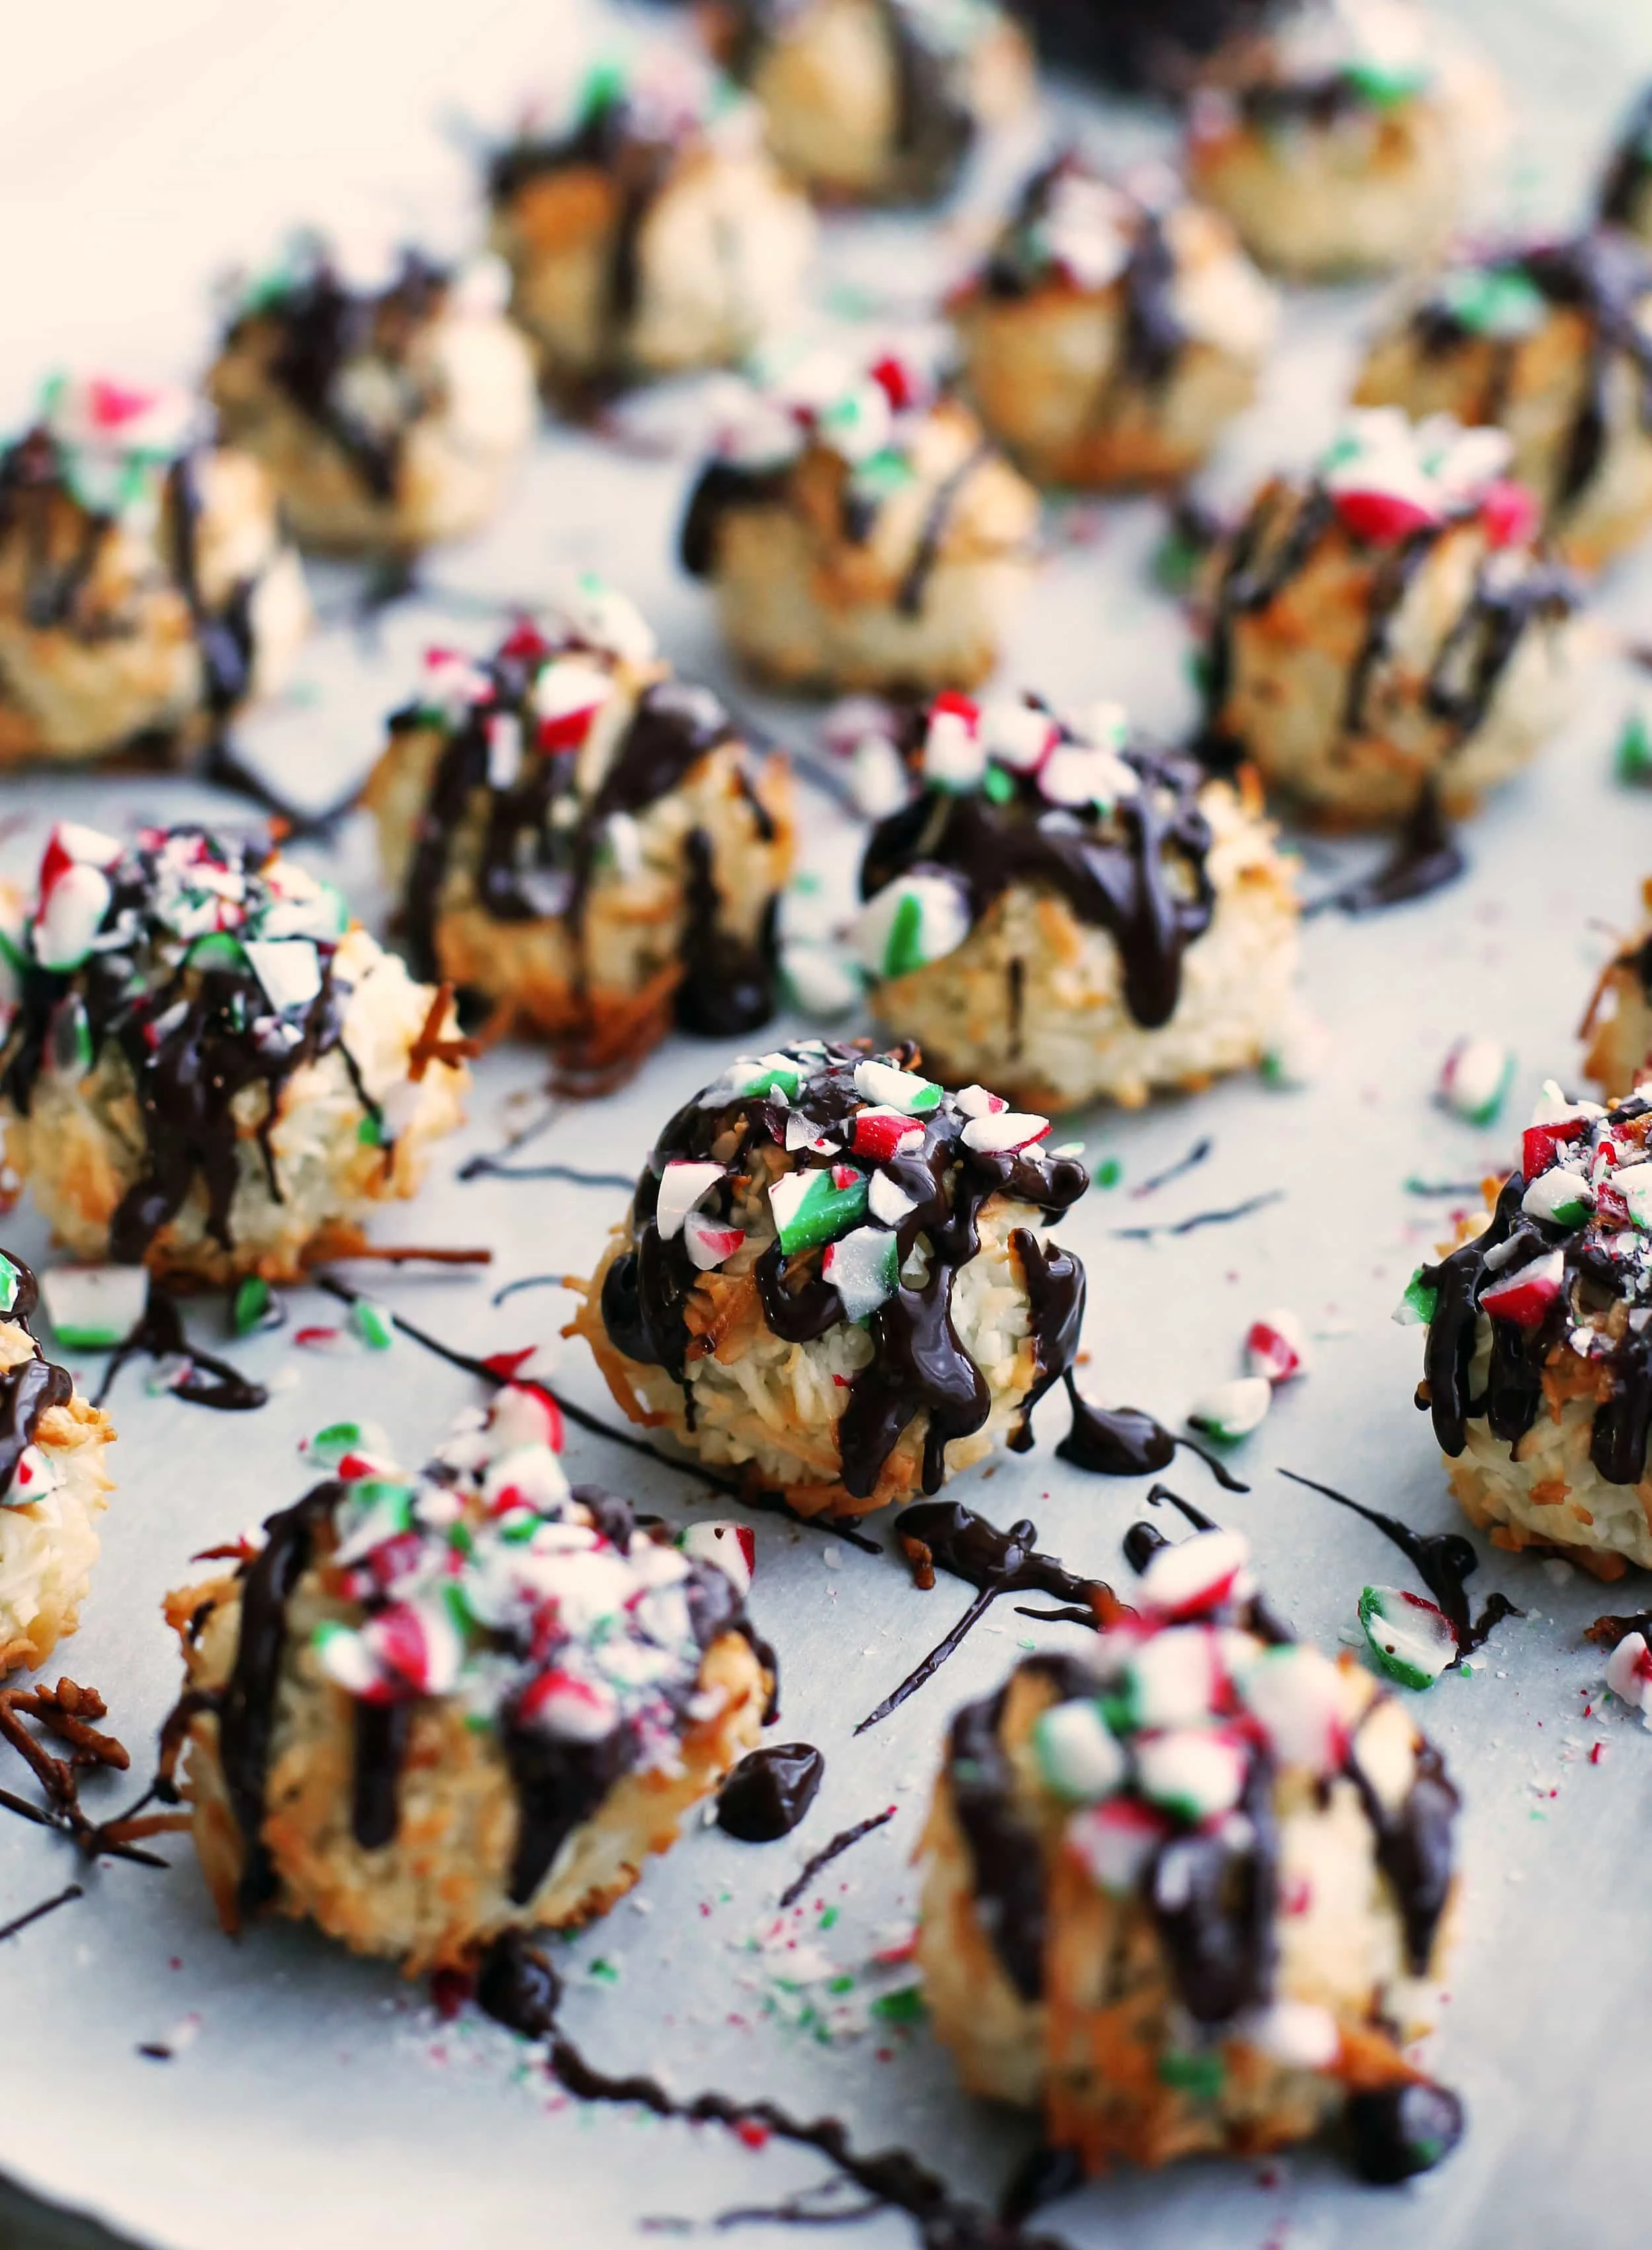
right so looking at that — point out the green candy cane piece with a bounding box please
[769,1164,870,1255]
[1392,1267,1439,1328]
[1359,1585,1457,1690]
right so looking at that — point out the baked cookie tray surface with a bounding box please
[2,0,1652,2245]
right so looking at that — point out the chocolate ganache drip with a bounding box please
[1601,87,1652,231]
[221,248,448,500]
[1417,1095,1652,1487]
[861,710,1215,1030]
[0,1254,74,1499]
[392,624,778,1042]
[0,825,377,1263]
[599,1041,1088,1502]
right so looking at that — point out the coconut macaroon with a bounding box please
[950,154,1277,489]
[1183,0,1502,280]
[917,1521,1465,2183]
[680,346,1038,693]
[207,239,537,555]
[853,693,1298,1111]
[696,0,1032,207]
[1583,889,1652,1100]
[1353,231,1652,574]
[572,1039,1088,1517]
[486,55,813,401]
[0,1252,116,1674]
[0,823,470,1285]
[365,581,792,1063]
[0,375,309,765]
[1202,409,1577,825]
[161,1388,771,1972]
[1401,1081,1652,1581]
[1601,87,1652,248]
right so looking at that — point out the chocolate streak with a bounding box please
[716,1742,825,1841]
[1277,1468,1517,1659]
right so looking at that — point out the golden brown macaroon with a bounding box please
[951,155,1277,488]
[163,1388,770,1974]
[0,376,309,765]
[486,57,813,399]
[1183,0,1503,280]
[918,1523,1465,2183]
[680,348,1038,693]
[570,1038,1089,1517]
[0,823,469,1285]
[853,693,1298,1110]
[1355,231,1652,573]
[207,243,536,555]
[698,0,1032,206]
[1201,408,1576,825]
[0,1252,116,1674]
[364,580,792,1068]
[1581,881,1652,1100]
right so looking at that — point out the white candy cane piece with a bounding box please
[1238,1643,1353,1773]
[34,861,112,970]
[655,1160,726,1240]
[960,1111,1049,1154]
[1187,1376,1271,1443]
[679,1519,756,1597]
[1135,1728,1248,1822]
[683,1208,747,1271]
[1606,1630,1652,1717]
[1246,1309,1309,1384]
[1032,1699,1125,1801]
[1136,1527,1251,1620]
[1065,1797,1164,1894]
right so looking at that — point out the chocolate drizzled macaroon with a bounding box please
[363,580,792,1063]
[1184,0,1502,280]
[0,1252,115,1674]
[1201,409,1576,825]
[486,56,813,401]
[162,1388,772,1972]
[1353,231,1652,573]
[1583,888,1652,1100]
[207,240,536,554]
[0,375,309,764]
[0,823,469,1284]
[854,693,1297,1110]
[696,0,1031,207]
[1400,1081,1652,1580]
[572,1039,1088,1516]
[680,346,1037,693]
[918,1522,1464,2181]
[951,154,1277,491]
[1600,87,1652,249]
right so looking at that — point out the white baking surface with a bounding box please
[4,2,1652,2245]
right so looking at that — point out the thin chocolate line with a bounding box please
[776,1806,898,1910]
[465,1160,639,1190]
[492,1273,579,1306]
[1111,1190,1283,1243]
[1129,1136,1213,1199]
[0,1881,83,1943]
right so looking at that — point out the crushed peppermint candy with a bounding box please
[1186,1375,1271,1444]
[1359,1586,1458,1690]
[1438,1035,1516,1127]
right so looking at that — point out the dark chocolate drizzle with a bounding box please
[601,1041,1088,1506]
[1602,87,1652,233]
[1346,2081,1466,2186]
[1277,1468,1517,1659]
[861,714,1215,1031]
[776,1803,897,1909]
[94,1285,268,1413]
[854,1501,1119,1733]
[219,248,447,498]
[393,626,779,1050]
[1056,1370,1248,1492]
[0,827,377,1265]
[0,1256,74,1497]
[1306,782,1466,917]
[716,1742,825,1841]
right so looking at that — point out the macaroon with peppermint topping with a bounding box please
[1353,230,1652,572]
[1183,0,1503,280]
[363,580,792,1063]
[0,823,470,1285]
[696,0,1031,207]
[1402,1080,1652,1578]
[917,1519,1465,2180]
[1201,408,1576,825]
[679,345,1037,693]
[486,54,813,400]
[572,1039,1088,1516]
[949,153,1277,489]
[207,238,537,554]
[853,691,1298,1111]
[0,1252,115,1674]
[161,1388,772,1970]
[0,374,309,763]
